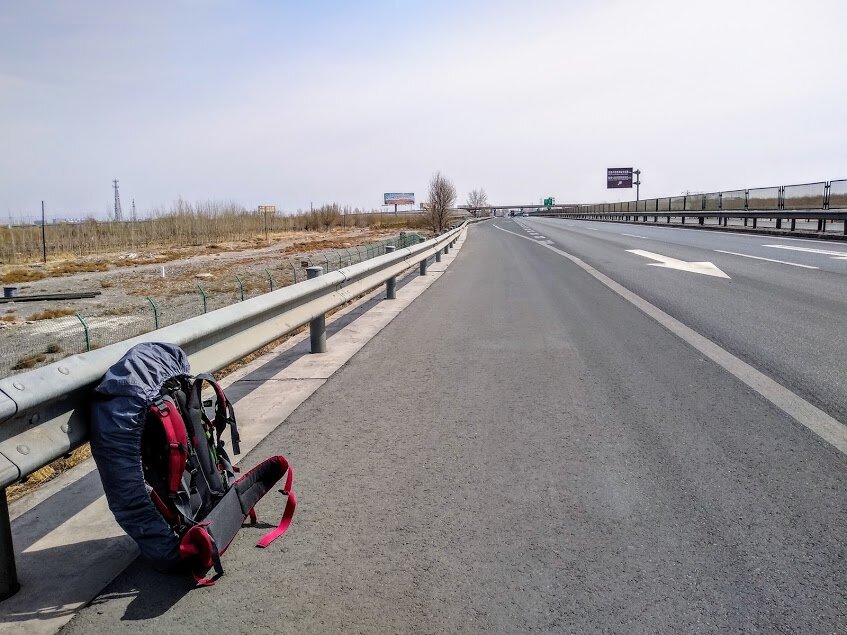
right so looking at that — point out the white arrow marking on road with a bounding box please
[627,249,731,278]
[762,244,847,260]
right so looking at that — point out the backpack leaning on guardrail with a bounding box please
[90,342,296,586]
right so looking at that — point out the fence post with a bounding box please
[266,269,274,292]
[75,313,91,352]
[385,246,397,299]
[235,274,245,301]
[323,254,330,273]
[146,296,160,329]
[306,267,326,353]
[0,489,19,600]
[288,259,298,283]
[197,285,208,314]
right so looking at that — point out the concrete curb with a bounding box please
[0,229,470,635]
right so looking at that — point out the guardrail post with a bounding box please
[75,313,91,352]
[0,488,19,600]
[306,267,326,353]
[385,246,397,299]
[791,218,796,231]
[146,296,160,329]
[419,257,428,276]
[435,249,442,263]
[443,244,449,255]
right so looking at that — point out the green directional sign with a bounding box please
[543,197,555,207]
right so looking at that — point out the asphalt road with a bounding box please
[64,220,847,634]
[515,217,847,425]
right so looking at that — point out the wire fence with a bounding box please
[0,232,424,378]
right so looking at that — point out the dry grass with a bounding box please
[50,261,109,275]
[12,352,47,370]
[0,269,48,284]
[7,445,92,503]
[29,308,76,321]
[0,315,15,322]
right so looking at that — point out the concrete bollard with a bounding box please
[306,266,326,353]
[385,246,397,299]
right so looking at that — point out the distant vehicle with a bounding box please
[521,212,528,217]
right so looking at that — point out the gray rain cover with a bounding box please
[90,342,191,567]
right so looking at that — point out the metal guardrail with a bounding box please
[0,221,470,599]
[533,208,847,235]
[545,179,847,215]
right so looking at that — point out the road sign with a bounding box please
[258,205,276,214]
[607,168,633,189]
[543,197,555,207]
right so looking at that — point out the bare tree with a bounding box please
[466,188,488,218]
[427,171,457,233]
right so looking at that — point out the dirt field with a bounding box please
[0,226,424,376]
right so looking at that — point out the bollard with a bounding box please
[306,267,326,353]
[385,246,397,299]
[0,488,19,600]
[419,258,427,276]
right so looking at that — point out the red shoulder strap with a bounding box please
[149,396,189,498]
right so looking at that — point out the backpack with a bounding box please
[90,342,296,585]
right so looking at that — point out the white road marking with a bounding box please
[492,223,847,456]
[586,228,600,231]
[536,235,547,239]
[627,249,730,279]
[714,250,819,269]
[762,244,847,259]
[622,233,647,239]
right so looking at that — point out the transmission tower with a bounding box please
[131,198,137,222]
[113,179,123,221]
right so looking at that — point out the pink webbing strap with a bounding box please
[256,490,297,548]
[150,399,188,499]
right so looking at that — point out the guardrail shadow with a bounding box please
[224,255,434,405]
[0,535,138,626]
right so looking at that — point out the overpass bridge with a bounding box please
[3,218,847,633]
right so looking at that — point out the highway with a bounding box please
[63,220,847,633]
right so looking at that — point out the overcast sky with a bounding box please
[2,0,846,219]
